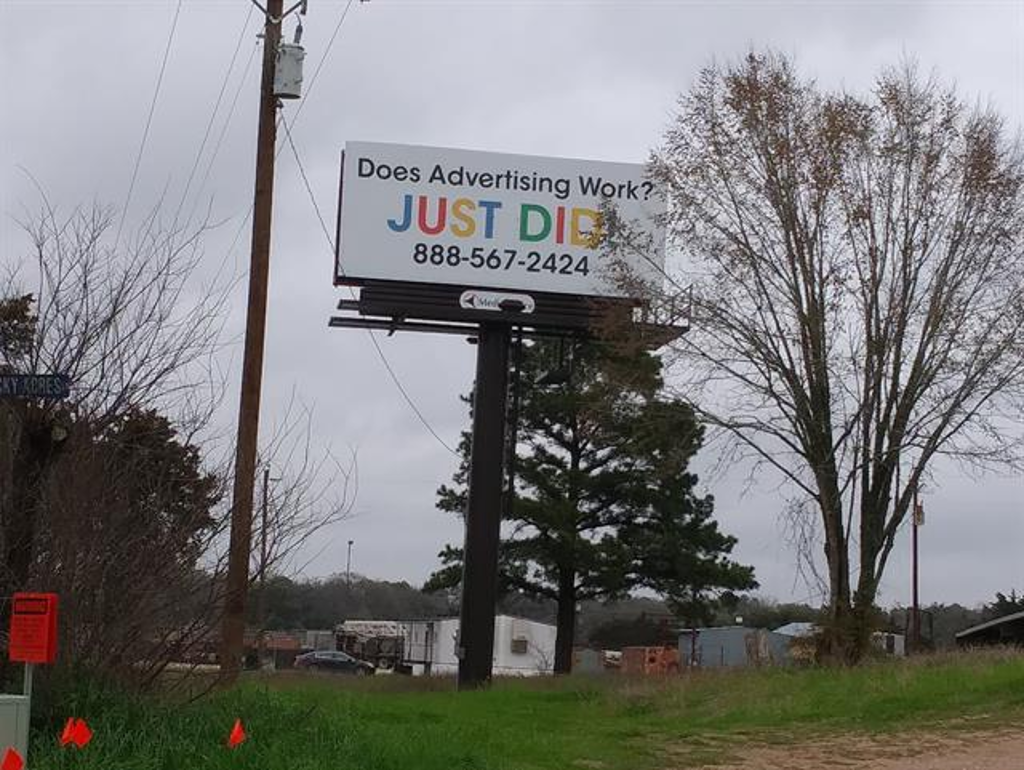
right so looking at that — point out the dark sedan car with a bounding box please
[294,650,375,675]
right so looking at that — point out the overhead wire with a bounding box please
[288,0,357,129]
[187,44,265,308]
[281,115,333,247]
[186,39,260,233]
[115,0,184,250]
[197,0,454,456]
[281,114,458,456]
[172,2,257,228]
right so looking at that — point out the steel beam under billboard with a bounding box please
[335,142,665,299]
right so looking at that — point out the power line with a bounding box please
[266,0,356,168]
[363,331,459,456]
[186,36,261,231]
[289,0,356,128]
[172,2,256,228]
[218,0,455,457]
[238,0,358,241]
[214,115,279,286]
[281,114,333,251]
[260,0,357,185]
[281,114,458,456]
[115,0,184,250]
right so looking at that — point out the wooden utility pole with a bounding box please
[220,0,284,682]
[257,465,270,665]
[911,484,922,653]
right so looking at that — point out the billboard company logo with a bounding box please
[460,291,536,314]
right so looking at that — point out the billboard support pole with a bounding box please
[458,321,511,689]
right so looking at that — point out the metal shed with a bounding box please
[678,626,791,668]
[955,610,1024,647]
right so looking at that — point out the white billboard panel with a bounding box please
[335,142,665,299]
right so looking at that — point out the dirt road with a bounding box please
[708,727,1024,769]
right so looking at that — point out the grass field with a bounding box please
[27,650,1024,770]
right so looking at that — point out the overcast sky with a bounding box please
[2,0,1021,611]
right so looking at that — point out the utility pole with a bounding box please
[256,466,271,665]
[346,539,354,585]
[911,484,923,653]
[220,0,285,682]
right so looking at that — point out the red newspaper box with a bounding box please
[8,593,58,664]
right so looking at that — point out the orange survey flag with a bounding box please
[227,718,247,748]
[60,717,75,746]
[1,747,24,770]
[60,718,93,748]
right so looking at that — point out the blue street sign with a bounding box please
[0,374,71,400]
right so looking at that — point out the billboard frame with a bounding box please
[332,143,666,310]
[329,141,685,690]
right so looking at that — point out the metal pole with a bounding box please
[911,484,920,653]
[21,662,33,765]
[221,0,283,682]
[0,402,21,658]
[346,540,354,585]
[458,322,511,689]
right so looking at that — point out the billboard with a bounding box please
[335,142,665,299]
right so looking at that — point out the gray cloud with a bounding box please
[2,0,1021,609]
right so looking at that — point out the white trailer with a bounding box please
[403,615,555,676]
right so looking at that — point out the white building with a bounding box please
[774,622,906,657]
[403,615,556,676]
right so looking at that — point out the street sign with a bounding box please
[8,593,58,665]
[459,290,536,314]
[336,141,666,299]
[0,374,70,400]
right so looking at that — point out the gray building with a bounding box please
[956,610,1024,647]
[774,622,906,657]
[678,625,792,668]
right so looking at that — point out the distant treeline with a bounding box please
[249,574,1016,650]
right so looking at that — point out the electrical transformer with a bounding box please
[274,42,305,100]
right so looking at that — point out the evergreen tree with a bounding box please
[984,590,1024,620]
[427,339,755,672]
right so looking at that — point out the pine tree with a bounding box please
[427,339,755,672]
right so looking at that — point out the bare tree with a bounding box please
[24,201,228,428]
[612,53,1024,660]
[237,394,358,608]
[1,200,228,588]
[2,201,357,688]
[0,198,236,687]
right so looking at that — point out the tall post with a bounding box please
[257,466,270,664]
[458,322,511,689]
[220,0,283,682]
[346,539,354,585]
[0,402,23,587]
[911,484,921,653]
